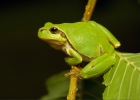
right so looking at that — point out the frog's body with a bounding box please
[38,21,120,78]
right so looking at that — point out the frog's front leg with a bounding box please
[65,48,82,65]
[80,53,116,79]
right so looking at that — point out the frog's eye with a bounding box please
[50,27,59,34]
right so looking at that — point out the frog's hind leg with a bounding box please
[80,53,116,79]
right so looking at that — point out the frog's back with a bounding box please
[57,21,114,58]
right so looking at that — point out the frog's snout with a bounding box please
[39,28,47,33]
[38,28,48,39]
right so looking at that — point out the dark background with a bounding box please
[0,0,140,99]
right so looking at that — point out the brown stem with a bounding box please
[66,66,82,100]
[67,0,97,100]
[67,75,78,100]
[81,0,97,22]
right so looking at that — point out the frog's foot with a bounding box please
[65,66,83,79]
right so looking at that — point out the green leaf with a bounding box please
[40,71,70,100]
[103,51,140,99]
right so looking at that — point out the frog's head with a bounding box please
[38,22,67,50]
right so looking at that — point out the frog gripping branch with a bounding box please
[38,21,120,79]
[38,0,140,100]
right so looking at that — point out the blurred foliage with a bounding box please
[40,71,104,100]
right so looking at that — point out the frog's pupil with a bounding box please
[50,27,58,33]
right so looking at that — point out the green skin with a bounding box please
[38,21,121,79]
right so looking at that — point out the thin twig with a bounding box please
[66,66,81,100]
[67,75,78,100]
[81,0,97,22]
[67,0,97,100]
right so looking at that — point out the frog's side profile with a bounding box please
[38,21,121,78]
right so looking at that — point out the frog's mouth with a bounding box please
[46,39,63,45]
[40,38,66,50]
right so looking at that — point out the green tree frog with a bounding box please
[38,21,121,79]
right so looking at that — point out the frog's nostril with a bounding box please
[40,28,47,33]
[40,29,44,32]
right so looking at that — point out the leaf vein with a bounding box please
[115,52,140,72]
[106,58,122,98]
[125,54,140,58]
[137,73,140,98]
[117,63,129,99]
[127,68,136,99]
